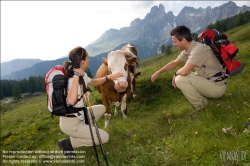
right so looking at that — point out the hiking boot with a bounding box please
[190,110,199,120]
[58,138,75,159]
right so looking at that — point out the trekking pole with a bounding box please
[79,76,109,166]
[84,104,101,166]
[79,77,101,166]
[84,93,109,166]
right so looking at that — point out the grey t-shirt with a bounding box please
[177,41,224,79]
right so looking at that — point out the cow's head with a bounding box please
[120,44,140,73]
[104,50,129,92]
[121,44,137,58]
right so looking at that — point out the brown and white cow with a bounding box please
[95,50,137,128]
[120,44,141,99]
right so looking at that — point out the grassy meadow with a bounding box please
[1,23,250,166]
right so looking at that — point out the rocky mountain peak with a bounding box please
[222,1,237,8]
[149,4,165,15]
[145,4,166,21]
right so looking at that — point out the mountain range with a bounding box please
[1,1,249,80]
[1,59,42,78]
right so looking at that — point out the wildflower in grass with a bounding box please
[195,131,198,135]
[132,134,137,144]
[243,118,250,131]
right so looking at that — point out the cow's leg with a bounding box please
[114,106,118,116]
[104,113,111,128]
[130,72,137,99]
[131,78,137,99]
[102,94,112,128]
[121,94,127,119]
[113,102,120,116]
[132,71,141,99]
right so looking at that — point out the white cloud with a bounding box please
[1,1,250,63]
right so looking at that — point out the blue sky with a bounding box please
[1,1,250,63]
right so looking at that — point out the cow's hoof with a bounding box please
[123,114,127,119]
[104,113,112,128]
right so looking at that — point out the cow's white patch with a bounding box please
[125,45,137,58]
[107,50,128,83]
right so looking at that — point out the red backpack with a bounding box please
[198,29,244,77]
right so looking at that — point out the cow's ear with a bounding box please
[134,71,141,78]
[126,57,137,66]
[124,53,131,58]
[102,57,108,65]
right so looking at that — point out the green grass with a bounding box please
[1,23,250,166]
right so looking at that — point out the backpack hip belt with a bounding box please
[202,65,227,82]
[208,71,226,82]
[67,106,85,114]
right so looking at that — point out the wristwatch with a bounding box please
[74,71,81,77]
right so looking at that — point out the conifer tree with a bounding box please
[0,90,4,100]
[165,45,172,55]
[235,12,244,27]
[12,83,22,101]
[160,44,166,54]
